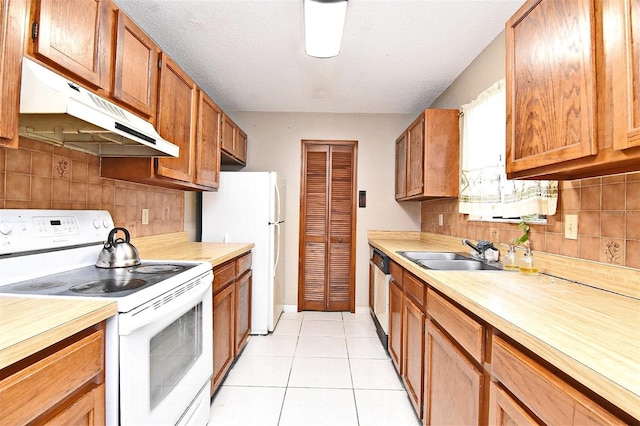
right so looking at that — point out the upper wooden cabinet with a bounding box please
[395,133,407,199]
[111,7,159,119]
[610,0,640,152]
[506,0,640,180]
[28,0,110,89]
[0,0,28,148]
[395,109,459,201]
[155,53,197,182]
[102,55,221,191]
[220,113,247,169]
[194,91,222,189]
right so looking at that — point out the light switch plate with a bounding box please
[565,214,578,240]
[438,214,444,226]
[142,209,149,225]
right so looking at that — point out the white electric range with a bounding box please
[0,209,213,426]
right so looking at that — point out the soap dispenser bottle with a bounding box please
[501,243,519,271]
[518,243,539,275]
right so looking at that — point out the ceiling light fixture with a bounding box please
[304,0,348,58]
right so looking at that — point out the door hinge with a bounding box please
[31,22,39,40]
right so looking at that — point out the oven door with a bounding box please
[118,278,213,426]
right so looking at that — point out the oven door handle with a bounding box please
[119,280,212,336]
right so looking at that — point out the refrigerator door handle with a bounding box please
[273,178,282,223]
[273,222,281,276]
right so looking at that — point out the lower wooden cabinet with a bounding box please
[44,384,105,426]
[0,322,106,425]
[212,282,234,395]
[211,251,252,397]
[382,257,633,425]
[425,322,484,425]
[488,381,538,426]
[235,267,251,355]
[491,335,627,426]
[403,291,425,418]
[388,273,403,373]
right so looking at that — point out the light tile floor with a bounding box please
[209,311,421,426]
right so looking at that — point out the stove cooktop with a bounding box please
[0,261,199,298]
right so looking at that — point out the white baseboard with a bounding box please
[282,305,372,314]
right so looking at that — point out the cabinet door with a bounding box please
[212,283,235,396]
[43,384,105,426]
[403,295,425,418]
[488,382,539,426]
[395,132,407,200]
[235,270,251,354]
[611,0,640,150]
[32,0,109,88]
[425,322,484,425]
[112,9,158,118]
[506,0,597,174]
[389,277,403,373]
[406,116,424,197]
[0,0,27,147]
[236,128,247,164]
[221,114,235,155]
[156,54,197,183]
[195,91,221,188]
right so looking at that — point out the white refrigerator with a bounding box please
[201,171,285,334]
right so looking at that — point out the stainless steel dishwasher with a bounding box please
[370,247,390,349]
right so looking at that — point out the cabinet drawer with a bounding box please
[403,271,425,309]
[0,326,105,425]
[236,252,252,277]
[213,261,235,293]
[427,289,484,363]
[492,335,623,425]
[389,260,403,287]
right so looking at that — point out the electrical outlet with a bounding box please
[142,209,149,225]
[438,214,444,227]
[565,214,578,240]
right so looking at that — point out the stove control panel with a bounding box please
[0,210,113,255]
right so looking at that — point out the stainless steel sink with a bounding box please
[397,251,469,261]
[397,250,502,271]
[417,259,502,271]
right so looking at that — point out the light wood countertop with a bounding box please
[132,232,254,267]
[0,297,117,370]
[369,234,640,420]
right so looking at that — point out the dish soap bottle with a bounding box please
[501,243,519,271]
[518,243,539,275]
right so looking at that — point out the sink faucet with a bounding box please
[461,239,495,260]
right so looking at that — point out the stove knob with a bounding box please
[102,218,112,229]
[93,218,102,229]
[0,221,12,235]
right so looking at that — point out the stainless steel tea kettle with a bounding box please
[96,227,141,268]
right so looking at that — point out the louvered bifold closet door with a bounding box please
[301,145,330,311]
[327,146,354,311]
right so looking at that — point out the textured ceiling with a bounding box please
[113,0,525,114]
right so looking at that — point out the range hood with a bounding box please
[18,57,179,157]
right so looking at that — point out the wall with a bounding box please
[0,138,185,237]
[423,31,640,270]
[211,112,421,310]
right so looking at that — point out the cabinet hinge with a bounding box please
[158,58,162,69]
[31,22,39,40]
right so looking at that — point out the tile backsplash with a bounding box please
[421,172,640,269]
[0,138,184,238]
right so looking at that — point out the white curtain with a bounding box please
[458,79,558,217]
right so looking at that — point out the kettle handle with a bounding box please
[107,227,131,246]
